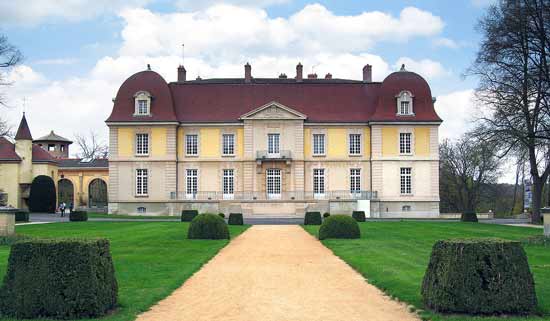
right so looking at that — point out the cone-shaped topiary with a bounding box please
[304,212,322,225]
[461,210,478,222]
[181,209,198,222]
[187,214,230,239]
[352,211,366,222]
[318,215,361,240]
[421,238,537,315]
[228,213,243,225]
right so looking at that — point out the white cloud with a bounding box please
[435,89,478,140]
[394,57,450,80]
[174,0,289,10]
[433,37,459,49]
[0,0,152,25]
[34,58,79,65]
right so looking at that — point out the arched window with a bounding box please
[396,91,414,116]
[134,91,152,116]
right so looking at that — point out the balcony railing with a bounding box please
[256,150,292,161]
[169,190,377,201]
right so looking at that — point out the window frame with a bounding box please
[267,133,280,156]
[348,133,362,156]
[135,168,148,197]
[222,133,235,156]
[222,169,234,199]
[400,167,412,195]
[133,91,152,116]
[312,133,326,156]
[185,134,199,156]
[350,168,361,194]
[266,168,282,199]
[399,132,412,155]
[313,168,326,198]
[135,133,150,156]
[396,90,414,116]
[186,169,198,199]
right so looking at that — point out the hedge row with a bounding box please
[181,210,198,222]
[304,212,322,225]
[14,211,29,223]
[228,213,243,225]
[69,211,88,222]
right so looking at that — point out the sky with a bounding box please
[0,0,494,155]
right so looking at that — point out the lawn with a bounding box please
[0,222,248,321]
[303,222,550,321]
[87,213,178,220]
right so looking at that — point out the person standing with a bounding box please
[60,202,66,217]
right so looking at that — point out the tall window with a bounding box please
[186,134,198,156]
[313,134,325,155]
[222,134,235,155]
[350,168,361,194]
[349,134,361,155]
[399,133,412,154]
[397,91,413,115]
[400,167,412,195]
[137,99,149,115]
[268,133,280,155]
[223,169,234,198]
[313,168,325,197]
[136,133,149,155]
[186,169,198,198]
[136,169,148,196]
[266,168,282,199]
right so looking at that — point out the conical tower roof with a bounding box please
[15,113,32,140]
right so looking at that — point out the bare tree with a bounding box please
[440,135,501,213]
[468,0,550,223]
[0,116,12,137]
[74,131,108,159]
[0,34,23,107]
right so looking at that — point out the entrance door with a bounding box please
[58,179,74,206]
[89,178,108,208]
[266,168,282,199]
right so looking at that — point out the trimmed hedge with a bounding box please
[352,211,366,222]
[304,212,322,225]
[218,213,225,219]
[318,215,361,240]
[0,238,118,319]
[228,213,244,225]
[14,211,29,222]
[181,209,198,222]
[187,214,229,239]
[421,238,537,315]
[461,210,478,222]
[69,211,88,222]
[28,175,56,213]
[323,212,330,218]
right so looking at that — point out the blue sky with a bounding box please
[0,0,494,146]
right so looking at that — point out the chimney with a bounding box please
[307,73,318,79]
[244,62,252,83]
[177,65,186,82]
[325,73,332,79]
[295,63,303,82]
[363,64,372,82]
[279,73,287,79]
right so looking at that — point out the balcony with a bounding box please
[256,150,292,164]
[169,190,377,201]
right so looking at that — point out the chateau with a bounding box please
[106,63,441,218]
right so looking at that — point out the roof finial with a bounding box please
[400,64,406,71]
[147,64,151,71]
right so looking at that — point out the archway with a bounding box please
[29,175,56,213]
[89,178,108,208]
[58,179,74,206]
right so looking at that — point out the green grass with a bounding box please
[87,213,178,220]
[303,222,550,321]
[0,222,248,321]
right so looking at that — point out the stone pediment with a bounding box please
[239,101,307,120]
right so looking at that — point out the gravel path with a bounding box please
[135,225,418,321]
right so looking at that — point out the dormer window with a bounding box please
[396,91,414,116]
[134,91,152,116]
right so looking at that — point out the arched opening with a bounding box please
[89,178,108,208]
[29,175,57,213]
[58,179,74,206]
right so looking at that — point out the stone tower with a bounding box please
[14,113,33,184]
[34,131,73,158]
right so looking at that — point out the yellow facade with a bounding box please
[382,127,398,156]
[415,127,430,156]
[0,163,20,207]
[58,169,109,207]
[177,127,184,158]
[236,128,244,158]
[200,128,221,158]
[151,127,167,156]
[327,128,347,157]
[363,127,371,157]
[118,127,134,157]
[303,128,311,156]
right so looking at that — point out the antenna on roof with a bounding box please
[181,44,185,65]
[22,97,27,114]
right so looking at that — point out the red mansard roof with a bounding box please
[0,137,21,162]
[32,145,58,164]
[106,68,442,124]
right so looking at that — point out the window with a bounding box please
[48,144,55,151]
[186,169,198,198]
[266,168,282,199]
[222,134,235,155]
[136,133,149,156]
[313,168,325,198]
[137,207,147,214]
[223,169,234,198]
[399,132,412,154]
[349,134,361,155]
[313,134,325,155]
[402,205,411,212]
[350,168,361,194]
[268,133,280,155]
[400,167,412,195]
[137,100,149,115]
[136,169,148,196]
[397,91,413,115]
[186,134,198,156]
[60,145,65,152]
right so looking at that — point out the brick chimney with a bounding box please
[244,62,252,83]
[307,73,318,79]
[363,64,372,82]
[325,73,332,79]
[177,65,186,82]
[295,63,303,82]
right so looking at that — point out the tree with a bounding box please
[74,131,108,159]
[0,116,12,137]
[0,34,23,107]
[468,0,550,223]
[439,135,501,213]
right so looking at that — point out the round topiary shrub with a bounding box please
[323,212,330,218]
[14,211,29,223]
[352,211,366,222]
[461,210,478,222]
[187,214,229,240]
[69,211,88,222]
[318,215,361,240]
[228,213,243,225]
[218,213,225,219]
[304,212,322,225]
[181,209,198,222]
[421,238,537,315]
[28,175,56,213]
